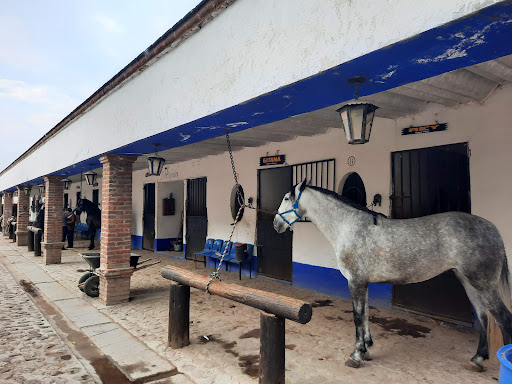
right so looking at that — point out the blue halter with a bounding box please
[278,189,303,226]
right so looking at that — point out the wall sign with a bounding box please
[347,156,356,166]
[402,123,447,135]
[260,154,286,166]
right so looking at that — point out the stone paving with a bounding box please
[0,237,504,383]
[0,247,96,384]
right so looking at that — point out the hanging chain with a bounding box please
[204,128,278,293]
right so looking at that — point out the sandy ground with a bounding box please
[17,240,502,383]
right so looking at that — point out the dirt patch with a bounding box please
[238,355,260,378]
[197,335,260,377]
[19,279,39,296]
[325,315,347,322]
[311,299,333,307]
[285,344,296,350]
[370,315,431,338]
[240,329,260,339]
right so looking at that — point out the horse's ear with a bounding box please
[299,179,307,191]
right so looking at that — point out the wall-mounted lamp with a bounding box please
[23,186,32,195]
[147,143,166,176]
[336,76,379,145]
[38,184,45,195]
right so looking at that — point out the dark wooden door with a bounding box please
[143,183,156,250]
[257,167,293,281]
[186,177,207,260]
[391,143,473,323]
[92,189,99,206]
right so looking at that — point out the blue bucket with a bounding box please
[497,344,512,383]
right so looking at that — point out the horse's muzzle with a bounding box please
[273,216,287,233]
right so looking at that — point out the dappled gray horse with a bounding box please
[274,180,512,371]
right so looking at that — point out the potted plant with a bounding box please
[172,239,183,252]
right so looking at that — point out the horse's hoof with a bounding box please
[345,358,361,368]
[464,363,484,372]
[361,352,372,361]
[465,356,484,372]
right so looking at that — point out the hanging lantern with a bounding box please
[336,76,379,145]
[38,184,45,195]
[84,170,97,186]
[147,155,166,176]
[6,191,13,198]
[147,143,166,176]
[23,186,32,195]
[62,178,72,190]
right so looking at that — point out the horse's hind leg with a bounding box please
[346,281,369,368]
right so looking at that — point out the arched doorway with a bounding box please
[340,172,367,207]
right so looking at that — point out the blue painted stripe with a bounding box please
[11,1,509,185]
[131,235,143,250]
[154,238,178,251]
[292,262,392,308]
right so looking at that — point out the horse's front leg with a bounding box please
[88,229,95,250]
[346,281,369,368]
[361,286,373,360]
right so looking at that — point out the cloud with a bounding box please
[93,15,122,33]
[0,79,81,112]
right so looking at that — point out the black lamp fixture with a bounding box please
[336,76,379,145]
[23,186,32,195]
[84,165,97,186]
[147,143,166,176]
[62,177,72,190]
[38,184,45,195]
[6,191,13,198]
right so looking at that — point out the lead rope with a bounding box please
[205,129,245,293]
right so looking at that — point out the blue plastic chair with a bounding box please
[211,241,233,270]
[194,238,216,267]
[225,244,254,280]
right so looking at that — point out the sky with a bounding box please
[0,0,201,171]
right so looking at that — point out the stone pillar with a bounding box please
[42,176,65,264]
[15,186,30,246]
[98,155,137,305]
[3,193,13,236]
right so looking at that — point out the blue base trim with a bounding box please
[155,237,178,251]
[292,262,392,308]
[131,235,143,250]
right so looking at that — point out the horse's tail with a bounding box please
[499,255,511,309]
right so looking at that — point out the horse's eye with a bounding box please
[284,197,289,201]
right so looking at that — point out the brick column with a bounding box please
[15,186,30,246]
[98,155,137,305]
[42,176,65,264]
[3,193,13,236]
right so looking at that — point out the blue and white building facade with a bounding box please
[1,0,512,323]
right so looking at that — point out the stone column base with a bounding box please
[98,267,134,306]
[15,230,28,247]
[42,242,65,265]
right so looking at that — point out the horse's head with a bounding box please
[75,198,83,216]
[273,180,307,233]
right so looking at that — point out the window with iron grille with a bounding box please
[292,159,336,221]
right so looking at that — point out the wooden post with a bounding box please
[34,230,42,256]
[27,230,34,252]
[260,312,285,384]
[168,283,190,349]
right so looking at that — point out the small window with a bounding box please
[230,185,245,221]
[340,172,367,207]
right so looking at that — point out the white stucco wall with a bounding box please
[155,181,184,239]
[0,0,501,190]
[129,82,512,271]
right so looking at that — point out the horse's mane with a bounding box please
[306,185,387,218]
[79,199,101,214]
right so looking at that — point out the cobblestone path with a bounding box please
[0,260,96,384]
